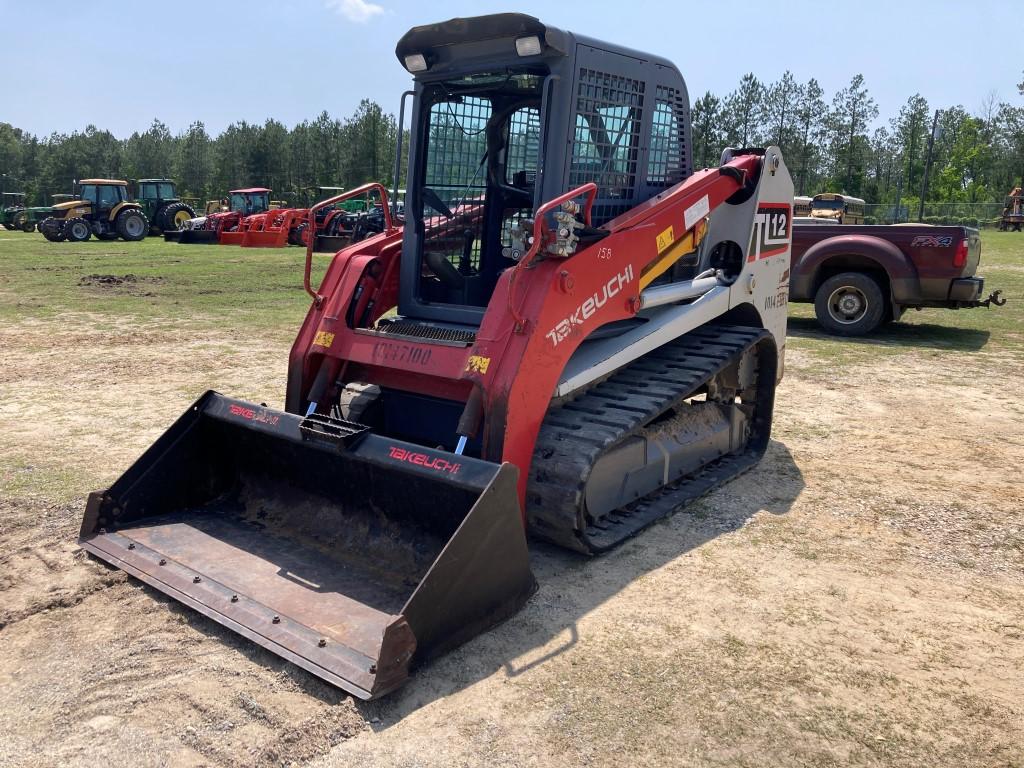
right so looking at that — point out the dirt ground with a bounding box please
[1,310,1022,765]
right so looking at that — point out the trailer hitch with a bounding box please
[970,290,1006,308]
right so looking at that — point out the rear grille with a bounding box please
[374,321,476,345]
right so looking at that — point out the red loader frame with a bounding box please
[287,157,764,513]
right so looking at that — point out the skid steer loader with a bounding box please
[80,14,794,700]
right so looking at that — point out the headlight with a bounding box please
[404,53,427,72]
[515,36,542,56]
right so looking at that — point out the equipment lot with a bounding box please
[1,232,1021,767]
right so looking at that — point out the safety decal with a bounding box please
[656,225,675,253]
[313,330,335,347]
[466,355,491,374]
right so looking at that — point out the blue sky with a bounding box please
[1,0,1020,138]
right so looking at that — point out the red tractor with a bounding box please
[164,188,273,244]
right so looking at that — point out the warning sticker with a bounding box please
[466,355,491,374]
[313,331,335,348]
[683,194,710,231]
[656,225,675,253]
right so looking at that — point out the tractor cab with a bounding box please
[228,188,271,216]
[0,192,27,231]
[394,14,690,326]
[2,191,26,209]
[134,180,196,232]
[135,179,177,207]
[75,180,130,212]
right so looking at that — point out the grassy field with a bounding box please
[0,232,333,338]
[0,228,1021,768]
[1,227,1019,351]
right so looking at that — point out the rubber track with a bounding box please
[527,325,771,553]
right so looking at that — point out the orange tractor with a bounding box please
[165,188,276,244]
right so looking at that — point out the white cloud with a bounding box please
[325,0,384,23]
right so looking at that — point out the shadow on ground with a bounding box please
[374,439,804,720]
[787,316,991,351]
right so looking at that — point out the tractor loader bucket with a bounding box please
[171,229,221,244]
[79,391,536,700]
[218,230,246,246]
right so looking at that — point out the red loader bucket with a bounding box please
[79,392,536,699]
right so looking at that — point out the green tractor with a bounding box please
[132,179,197,234]
[35,194,75,231]
[1,192,35,232]
[1,192,75,233]
[40,179,149,242]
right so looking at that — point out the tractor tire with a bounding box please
[12,212,29,231]
[36,221,45,233]
[1,223,14,231]
[21,219,36,233]
[41,218,66,242]
[159,202,196,232]
[814,272,885,336]
[65,217,92,242]
[115,209,149,241]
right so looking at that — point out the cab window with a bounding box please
[79,185,97,204]
[139,183,156,199]
[97,186,122,207]
[157,183,175,199]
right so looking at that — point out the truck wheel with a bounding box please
[115,209,149,241]
[65,217,92,242]
[814,272,885,336]
[21,219,36,233]
[159,202,196,231]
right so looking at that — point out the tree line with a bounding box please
[692,71,1024,221]
[0,99,401,208]
[1,73,1023,220]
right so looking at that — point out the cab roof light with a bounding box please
[515,35,542,57]
[404,53,428,73]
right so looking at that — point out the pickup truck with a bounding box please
[789,223,1004,335]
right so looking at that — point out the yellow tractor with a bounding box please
[40,179,149,242]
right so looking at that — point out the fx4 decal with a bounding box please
[911,235,953,247]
